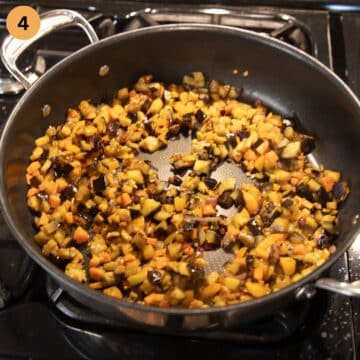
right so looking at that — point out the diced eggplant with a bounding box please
[167,124,181,138]
[282,198,294,208]
[251,139,263,150]
[40,149,49,161]
[128,111,138,122]
[154,225,168,238]
[233,190,244,208]
[204,177,218,190]
[93,175,106,194]
[30,177,40,187]
[154,192,167,204]
[237,129,250,140]
[218,191,234,209]
[295,184,313,202]
[89,135,103,151]
[221,234,237,252]
[53,161,73,178]
[107,122,120,137]
[246,254,254,268]
[315,186,331,207]
[226,133,237,147]
[317,232,331,249]
[260,202,281,227]
[37,191,48,201]
[191,120,201,139]
[147,270,162,286]
[269,245,280,264]
[165,196,174,204]
[187,262,205,282]
[181,113,193,136]
[195,109,207,122]
[61,184,77,200]
[144,120,155,136]
[141,98,152,113]
[77,203,97,223]
[247,219,263,236]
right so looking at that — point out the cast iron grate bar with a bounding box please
[122,7,315,56]
[328,13,348,82]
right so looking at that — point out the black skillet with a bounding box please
[0,10,359,330]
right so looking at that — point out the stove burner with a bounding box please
[123,8,315,56]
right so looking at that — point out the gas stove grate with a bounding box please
[122,7,315,55]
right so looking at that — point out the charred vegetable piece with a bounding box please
[237,130,250,140]
[296,184,313,202]
[53,162,73,178]
[93,176,106,194]
[218,191,234,209]
[167,124,181,138]
[315,187,330,207]
[147,270,162,286]
[61,184,77,200]
[247,219,263,236]
[226,133,237,147]
[107,123,120,137]
[204,177,218,190]
[37,191,48,201]
[317,232,331,249]
[188,262,205,284]
[195,109,207,122]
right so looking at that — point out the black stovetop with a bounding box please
[0,2,359,359]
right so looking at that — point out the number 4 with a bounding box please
[18,16,29,31]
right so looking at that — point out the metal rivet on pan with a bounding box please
[50,287,63,303]
[41,104,51,118]
[352,214,360,226]
[99,64,110,77]
[295,284,317,300]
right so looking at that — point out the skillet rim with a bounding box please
[0,23,359,317]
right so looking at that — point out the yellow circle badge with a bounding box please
[6,6,40,40]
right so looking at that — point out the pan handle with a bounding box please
[1,9,99,89]
[314,278,360,297]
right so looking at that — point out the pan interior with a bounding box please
[0,25,359,325]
